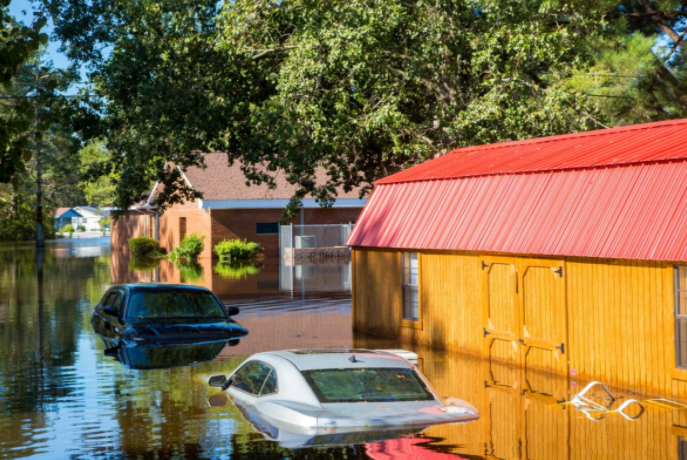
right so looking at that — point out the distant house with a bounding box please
[54,206,103,231]
[111,153,368,258]
[348,119,687,397]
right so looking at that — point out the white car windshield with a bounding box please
[301,368,435,403]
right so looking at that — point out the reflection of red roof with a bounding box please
[365,437,466,459]
[349,119,687,261]
[181,152,363,201]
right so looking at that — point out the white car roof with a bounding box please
[261,348,413,371]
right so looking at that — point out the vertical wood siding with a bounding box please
[352,249,685,396]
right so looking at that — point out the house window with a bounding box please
[402,252,420,323]
[256,222,279,235]
[676,266,687,368]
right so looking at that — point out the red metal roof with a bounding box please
[348,119,687,261]
[378,118,687,184]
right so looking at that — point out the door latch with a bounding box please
[556,342,565,354]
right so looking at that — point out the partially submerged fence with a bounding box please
[279,223,354,262]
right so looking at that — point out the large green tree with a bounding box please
[49,0,687,215]
[0,1,48,183]
[49,0,611,215]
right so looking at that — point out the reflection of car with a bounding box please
[208,348,478,441]
[91,284,248,347]
[105,338,240,370]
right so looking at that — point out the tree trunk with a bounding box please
[35,142,45,248]
[10,194,17,218]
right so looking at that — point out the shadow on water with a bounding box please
[1,240,687,458]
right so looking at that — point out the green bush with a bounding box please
[168,233,205,263]
[0,203,55,242]
[129,255,161,271]
[77,224,86,232]
[128,236,161,257]
[60,224,75,234]
[213,262,262,279]
[177,261,204,282]
[213,239,262,262]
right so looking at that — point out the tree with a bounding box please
[79,140,117,207]
[51,0,611,216]
[0,54,82,243]
[0,2,48,183]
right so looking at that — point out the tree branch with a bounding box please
[249,46,297,62]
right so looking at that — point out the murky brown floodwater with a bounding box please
[1,238,687,459]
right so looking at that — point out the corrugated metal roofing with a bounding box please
[348,119,687,261]
[378,119,687,184]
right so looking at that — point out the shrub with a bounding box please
[168,233,205,263]
[213,239,263,262]
[61,224,75,235]
[77,224,86,232]
[213,262,262,279]
[128,236,161,257]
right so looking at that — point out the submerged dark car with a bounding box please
[91,284,248,347]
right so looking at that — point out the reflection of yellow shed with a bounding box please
[348,119,687,396]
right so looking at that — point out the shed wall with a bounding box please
[352,248,683,396]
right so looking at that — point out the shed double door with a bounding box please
[482,256,568,397]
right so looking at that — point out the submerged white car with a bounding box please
[208,348,478,442]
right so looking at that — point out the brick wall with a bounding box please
[210,207,362,257]
[111,211,155,252]
[159,200,213,259]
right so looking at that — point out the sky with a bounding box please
[9,0,72,70]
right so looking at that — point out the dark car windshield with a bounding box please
[301,368,435,403]
[126,290,227,319]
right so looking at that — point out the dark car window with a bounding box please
[101,292,115,306]
[126,290,226,319]
[231,361,274,396]
[301,368,435,403]
[260,369,278,396]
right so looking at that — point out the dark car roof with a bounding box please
[110,283,213,293]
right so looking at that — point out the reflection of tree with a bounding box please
[0,244,110,454]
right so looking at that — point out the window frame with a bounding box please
[676,266,687,369]
[401,252,422,330]
[256,222,280,235]
[230,360,279,397]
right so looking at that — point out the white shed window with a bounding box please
[402,252,419,322]
[676,266,687,368]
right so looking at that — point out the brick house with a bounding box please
[111,153,367,258]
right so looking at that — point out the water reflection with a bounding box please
[1,240,687,458]
[104,339,239,370]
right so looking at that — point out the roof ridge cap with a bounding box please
[377,155,687,185]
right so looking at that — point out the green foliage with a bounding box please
[99,216,111,229]
[0,7,49,184]
[51,0,610,217]
[128,236,162,257]
[60,224,75,234]
[77,224,86,232]
[168,233,205,263]
[79,141,118,207]
[0,203,54,241]
[176,262,204,282]
[213,262,262,280]
[128,255,161,271]
[213,239,263,263]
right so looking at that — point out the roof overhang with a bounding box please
[198,198,367,210]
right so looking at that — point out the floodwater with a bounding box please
[1,239,686,459]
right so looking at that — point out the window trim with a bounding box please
[400,252,422,330]
[230,360,279,397]
[676,265,687,370]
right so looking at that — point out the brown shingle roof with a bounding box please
[181,153,362,201]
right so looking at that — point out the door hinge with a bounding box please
[483,327,491,337]
[556,342,565,354]
[481,261,488,270]
[554,266,563,277]
[484,380,491,388]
